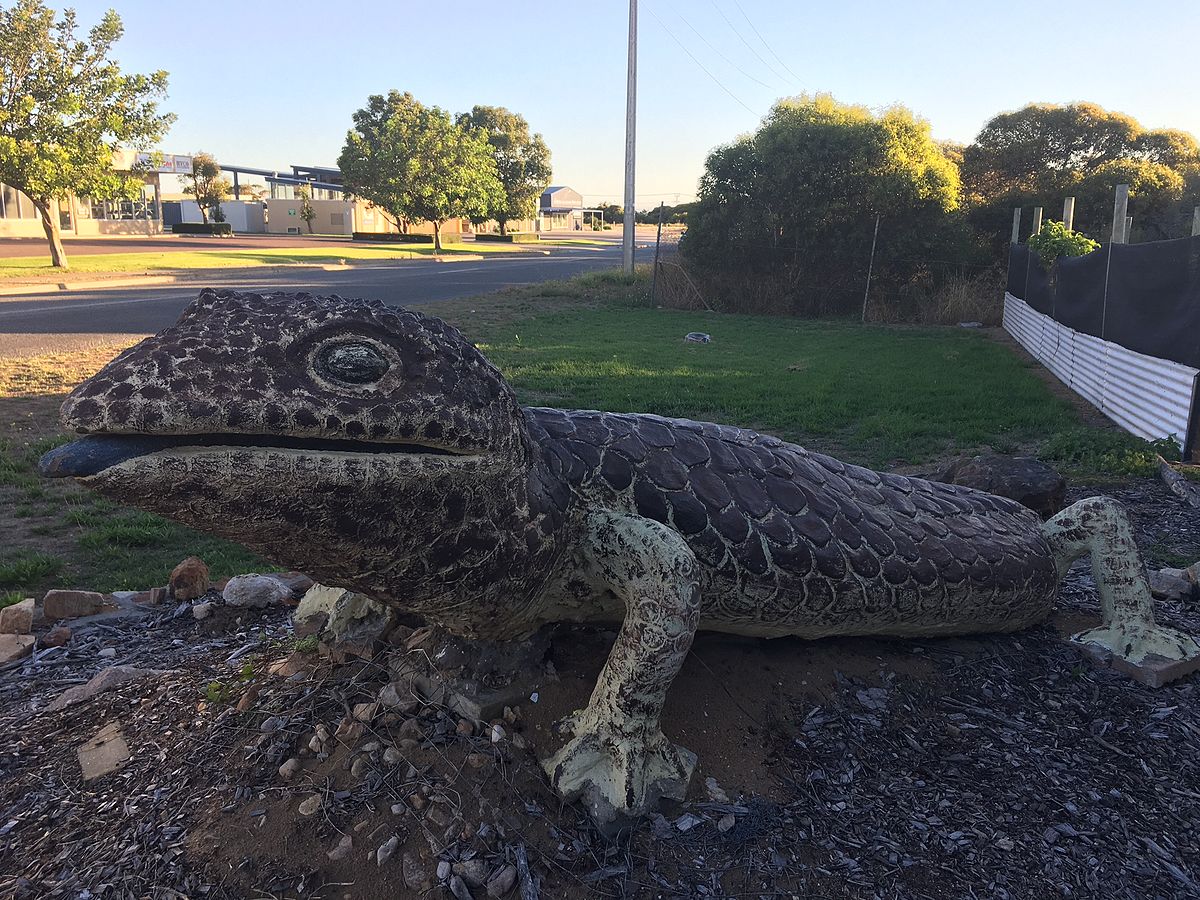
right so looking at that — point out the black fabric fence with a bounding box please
[1007,235,1200,369]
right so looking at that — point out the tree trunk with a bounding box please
[33,199,69,270]
[433,220,443,252]
[198,201,209,225]
[499,218,508,237]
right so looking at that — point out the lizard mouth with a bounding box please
[39,433,471,479]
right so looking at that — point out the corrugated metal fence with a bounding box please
[1003,293,1199,455]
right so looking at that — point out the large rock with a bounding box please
[0,634,35,665]
[0,598,35,634]
[223,574,292,608]
[295,583,396,662]
[42,589,103,620]
[169,556,210,601]
[937,454,1066,519]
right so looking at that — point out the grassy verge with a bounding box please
[0,241,542,279]
[0,266,1174,599]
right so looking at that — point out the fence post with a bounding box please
[1062,197,1075,231]
[1031,206,1043,236]
[1124,216,1133,244]
[861,214,880,323]
[650,201,664,306]
[1192,206,1200,237]
[1010,208,1021,244]
[1111,184,1129,244]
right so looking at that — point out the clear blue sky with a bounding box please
[67,0,1200,208]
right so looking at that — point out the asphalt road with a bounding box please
[0,245,626,356]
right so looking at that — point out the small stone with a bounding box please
[169,557,210,602]
[996,835,1015,851]
[466,752,491,769]
[397,738,420,754]
[436,860,451,880]
[426,805,451,828]
[42,589,104,619]
[391,802,406,815]
[298,794,322,816]
[350,756,372,778]
[408,792,428,811]
[454,859,490,888]
[334,719,364,742]
[487,864,518,898]
[449,875,472,900]
[377,834,400,867]
[223,573,292,608]
[132,587,168,606]
[0,634,34,665]
[327,834,353,861]
[704,776,730,803]
[235,685,260,713]
[315,724,330,741]
[98,647,117,659]
[717,813,736,833]
[510,733,528,750]
[490,724,506,743]
[383,746,404,765]
[0,598,35,634]
[361,740,380,753]
[308,735,324,753]
[191,601,215,621]
[378,680,422,714]
[353,701,380,722]
[397,718,424,741]
[503,705,519,724]
[455,719,475,737]
[260,715,285,734]
[40,625,72,648]
[403,851,428,890]
[279,758,302,780]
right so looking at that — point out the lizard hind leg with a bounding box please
[1042,496,1200,672]
[542,510,701,827]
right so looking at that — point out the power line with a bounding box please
[708,0,792,87]
[668,3,780,91]
[731,0,804,86]
[646,5,759,116]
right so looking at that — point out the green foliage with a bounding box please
[0,550,63,591]
[457,105,551,234]
[1040,428,1179,478]
[681,93,969,316]
[338,90,503,250]
[180,152,231,225]
[0,0,173,267]
[1027,220,1099,267]
[293,634,319,653]
[0,592,26,609]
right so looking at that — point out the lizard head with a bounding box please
[38,289,556,621]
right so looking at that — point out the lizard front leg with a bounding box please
[543,509,700,825]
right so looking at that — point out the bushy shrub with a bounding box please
[475,232,539,243]
[352,232,435,243]
[1026,220,1099,267]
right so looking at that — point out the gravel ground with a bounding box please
[0,478,1197,899]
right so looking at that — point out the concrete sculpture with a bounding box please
[40,290,1200,823]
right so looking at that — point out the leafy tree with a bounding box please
[682,94,965,316]
[297,184,316,234]
[457,105,551,235]
[963,103,1200,244]
[0,0,173,268]
[181,152,231,225]
[594,202,623,224]
[338,91,502,250]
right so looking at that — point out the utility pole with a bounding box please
[622,0,637,275]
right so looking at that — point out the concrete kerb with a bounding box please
[0,250,551,297]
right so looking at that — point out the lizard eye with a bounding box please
[315,341,390,384]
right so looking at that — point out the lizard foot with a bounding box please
[1072,622,1200,665]
[542,719,696,826]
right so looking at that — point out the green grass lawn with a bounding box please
[0,240,542,279]
[0,268,1170,600]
